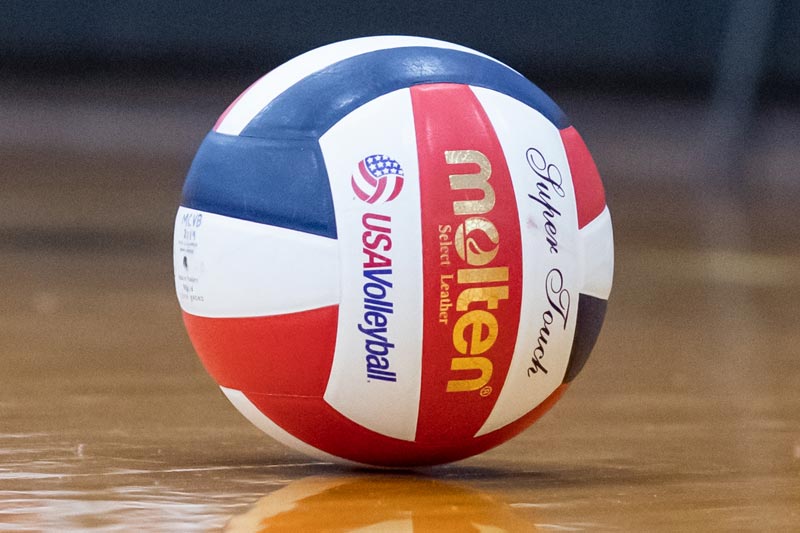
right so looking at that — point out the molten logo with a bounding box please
[351,154,405,204]
[445,150,509,393]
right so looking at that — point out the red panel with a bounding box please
[560,126,606,229]
[410,83,523,444]
[246,384,568,467]
[182,306,338,396]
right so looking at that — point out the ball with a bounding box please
[174,36,613,467]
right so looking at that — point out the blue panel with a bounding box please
[242,46,569,138]
[181,131,336,239]
[182,46,567,238]
[563,293,607,383]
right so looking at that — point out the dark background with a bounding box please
[4,1,800,97]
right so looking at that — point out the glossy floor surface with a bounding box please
[1,78,799,531]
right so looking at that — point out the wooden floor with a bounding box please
[1,78,799,531]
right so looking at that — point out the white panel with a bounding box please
[220,387,357,465]
[470,87,580,436]
[174,207,339,318]
[215,35,502,136]
[579,206,614,299]
[319,89,423,441]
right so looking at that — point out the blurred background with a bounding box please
[2,1,799,530]
[2,0,798,249]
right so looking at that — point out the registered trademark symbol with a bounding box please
[480,386,492,397]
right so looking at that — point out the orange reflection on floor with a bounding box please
[224,475,536,532]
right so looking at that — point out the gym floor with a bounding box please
[1,76,798,531]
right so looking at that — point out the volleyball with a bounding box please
[174,35,613,467]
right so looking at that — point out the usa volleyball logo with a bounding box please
[351,154,405,204]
